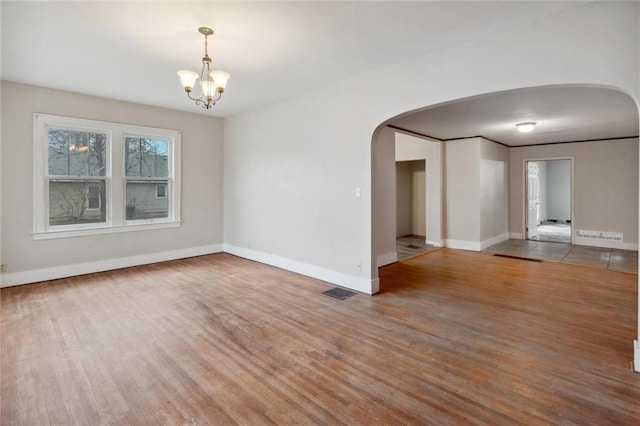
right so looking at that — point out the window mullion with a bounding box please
[111,129,124,226]
[66,130,70,176]
[138,138,142,177]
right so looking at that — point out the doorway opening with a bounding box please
[525,159,572,244]
[395,159,435,259]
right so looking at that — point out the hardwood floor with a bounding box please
[2,250,639,425]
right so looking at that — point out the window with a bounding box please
[156,184,167,199]
[34,114,181,239]
[125,137,169,220]
[86,185,102,210]
[46,128,108,226]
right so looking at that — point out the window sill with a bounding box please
[32,221,182,240]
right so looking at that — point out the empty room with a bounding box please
[2,2,639,424]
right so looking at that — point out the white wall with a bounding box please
[1,82,224,286]
[546,159,571,222]
[510,139,638,249]
[223,2,638,296]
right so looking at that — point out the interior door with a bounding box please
[526,162,540,239]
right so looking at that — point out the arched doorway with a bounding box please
[370,84,640,370]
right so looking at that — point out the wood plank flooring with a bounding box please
[2,250,639,425]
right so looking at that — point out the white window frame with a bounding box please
[33,114,181,240]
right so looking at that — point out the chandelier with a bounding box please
[177,27,230,110]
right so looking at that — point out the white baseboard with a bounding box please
[377,251,397,267]
[635,340,640,373]
[445,234,508,252]
[224,244,376,295]
[3,243,379,295]
[371,278,380,294]
[444,239,482,251]
[574,237,638,251]
[481,233,510,250]
[510,232,524,240]
[0,244,224,288]
[425,240,443,247]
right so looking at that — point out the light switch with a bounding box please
[355,187,361,198]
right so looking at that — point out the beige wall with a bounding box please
[480,138,509,242]
[411,161,426,236]
[372,128,441,267]
[395,131,442,245]
[444,138,481,244]
[1,81,224,282]
[395,161,413,237]
[546,159,571,222]
[372,126,397,265]
[509,138,639,246]
[444,137,509,249]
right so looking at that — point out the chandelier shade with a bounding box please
[177,27,230,110]
[177,70,199,91]
[210,70,231,91]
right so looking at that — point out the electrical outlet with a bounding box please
[357,262,362,272]
[0,264,6,273]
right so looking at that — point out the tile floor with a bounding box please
[484,239,638,273]
[396,235,439,260]
[529,222,571,244]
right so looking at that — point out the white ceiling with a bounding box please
[2,1,587,118]
[4,2,635,146]
[390,86,640,146]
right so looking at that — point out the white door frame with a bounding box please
[522,157,575,244]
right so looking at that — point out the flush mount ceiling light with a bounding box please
[177,27,231,110]
[516,122,537,133]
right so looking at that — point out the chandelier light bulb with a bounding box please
[201,79,217,99]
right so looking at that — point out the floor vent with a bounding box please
[493,254,543,263]
[322,287,358,300]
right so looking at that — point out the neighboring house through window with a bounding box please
[125,137,170,220]
[33,114,181,239]
[156,184,167,199]
[86,185,102,210]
